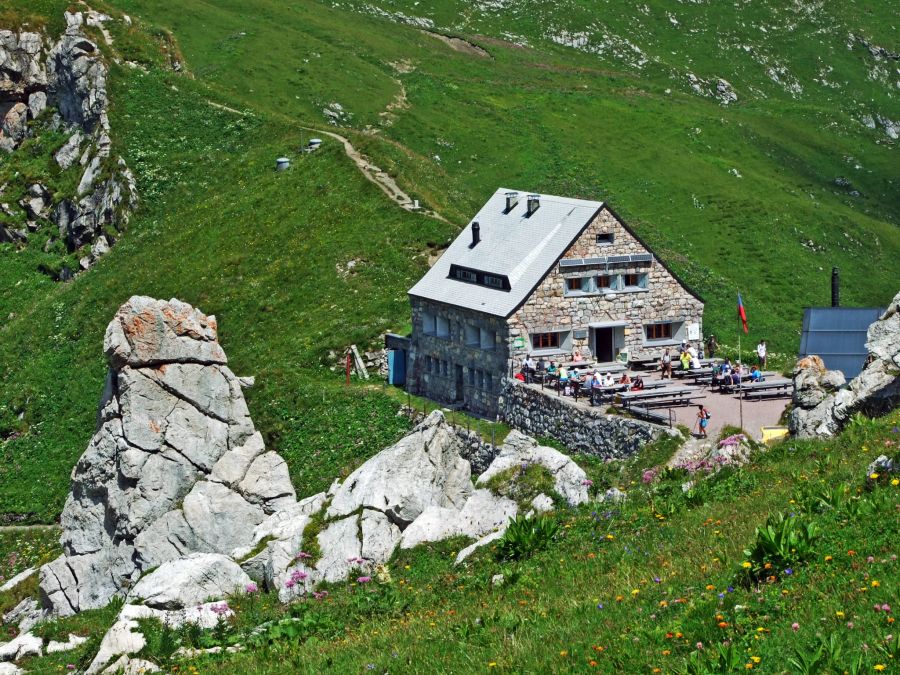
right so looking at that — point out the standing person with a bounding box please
[706,334,718,359]
[661,349,672,378]
[696,404,711,438]
[756,339,767,368]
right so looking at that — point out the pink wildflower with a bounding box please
[791,623,800,632]
[357,576,372,583]
[245,582,258,593]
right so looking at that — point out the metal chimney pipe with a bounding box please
[505,192,519,212]
[526,194,540,216]
[831,267,840,307]
[470,221,480,248]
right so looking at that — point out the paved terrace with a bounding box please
[523,369,790,440]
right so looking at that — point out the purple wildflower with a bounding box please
[211,602,229,616]
[296,551,312,560]
[284,578,296,589]
[245,582,258,593]
[784,568,793,576]
[357,575,372,583]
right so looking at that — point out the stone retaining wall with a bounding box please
[498,379,670,458]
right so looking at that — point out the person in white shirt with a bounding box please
[687,343,698,359]
[756,340,767,368]
[690,355,701,369]
[602,373,615,387]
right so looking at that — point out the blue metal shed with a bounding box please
[798,307,884,380]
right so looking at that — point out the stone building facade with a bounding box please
[508,207,704,365]
[405,189,704,417]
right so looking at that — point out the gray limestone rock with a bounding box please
[327,411,473,524]
[238,451,296,513]
[0,631,42,661]
[55,131,84,169]
[38,298,286,618]
[477,430,590,506]
[128,553,252,610]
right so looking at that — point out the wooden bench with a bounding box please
[627,405,670,426]
[735,379,794,401]
[718,372,779,394]
[619,387,705,409]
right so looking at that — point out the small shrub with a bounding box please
[742,512,819,581]
[495,514,559,561]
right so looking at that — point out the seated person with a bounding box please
[547,361,557,374]
[514,370,526,382]
[631,375,645,391]
[679,351,691,370]
[590,372,602,388]
[690,355,701,369]
[619,372,632,385]
[731,370,741,385]
[749,365,763,382]
[572,348,582,362]
[536,357,547,372]
[558,366,569,382]
[601,372,616,387]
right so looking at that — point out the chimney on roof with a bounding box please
[470,221,480,248]
[831,267,840,307]
[505,191,519,212]
[526,194,540,216]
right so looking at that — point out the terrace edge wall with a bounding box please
[499,379,671,458]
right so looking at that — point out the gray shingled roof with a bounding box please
[408,188,603,317]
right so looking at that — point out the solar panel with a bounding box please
[583,257,607,265]
[607,255,631,264]
[559,258,584,267]
[630,253,653,263]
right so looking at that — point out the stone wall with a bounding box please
[508,207,704,365]
[499,379,670,458]
[408,296,510,417]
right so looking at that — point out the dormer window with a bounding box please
[454,267,477,283]
[483,274,504,289]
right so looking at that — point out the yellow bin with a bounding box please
[761,426,789,444]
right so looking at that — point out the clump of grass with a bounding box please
[484,464,557,508]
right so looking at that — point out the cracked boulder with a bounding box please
[39,297,294,617]
[476,430,590,506]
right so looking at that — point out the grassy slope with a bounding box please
[109,0,899,357]
[0,0,896,519]
[11,412,899,673]
[0,61,455,518]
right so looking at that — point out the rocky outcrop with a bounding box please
[0,30,47,152]
[0,11,137,269]
[475,430,590,506]
[33,297,598,637]
[791,292,900,437]
[38,297,294,617]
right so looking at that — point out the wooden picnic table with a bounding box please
[733,379,794,400]
[618,387,705,408]
[718,372,778,392]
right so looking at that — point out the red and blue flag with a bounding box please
[737,293,749,334]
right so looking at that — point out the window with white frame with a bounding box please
[530,330,571,353]
[644,321,682,343]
